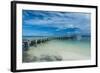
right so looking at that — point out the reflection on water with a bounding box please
[22,36,91,63]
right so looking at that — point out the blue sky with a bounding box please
[22,10,91,36]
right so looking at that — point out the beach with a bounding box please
[22,38,91,63]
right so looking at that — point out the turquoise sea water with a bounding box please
[22,37,91,63]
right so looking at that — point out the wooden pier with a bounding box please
[22,37,50,51]
[22,35,81,51]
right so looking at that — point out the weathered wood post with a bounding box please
[35,40,37,47]
[23,40,29,51]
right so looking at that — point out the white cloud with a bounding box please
[23,11,90,34]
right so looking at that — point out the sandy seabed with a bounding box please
[23,39,91,63]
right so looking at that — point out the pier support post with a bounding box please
[35,40,37,47]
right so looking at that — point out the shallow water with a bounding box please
[22,38,91,63]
